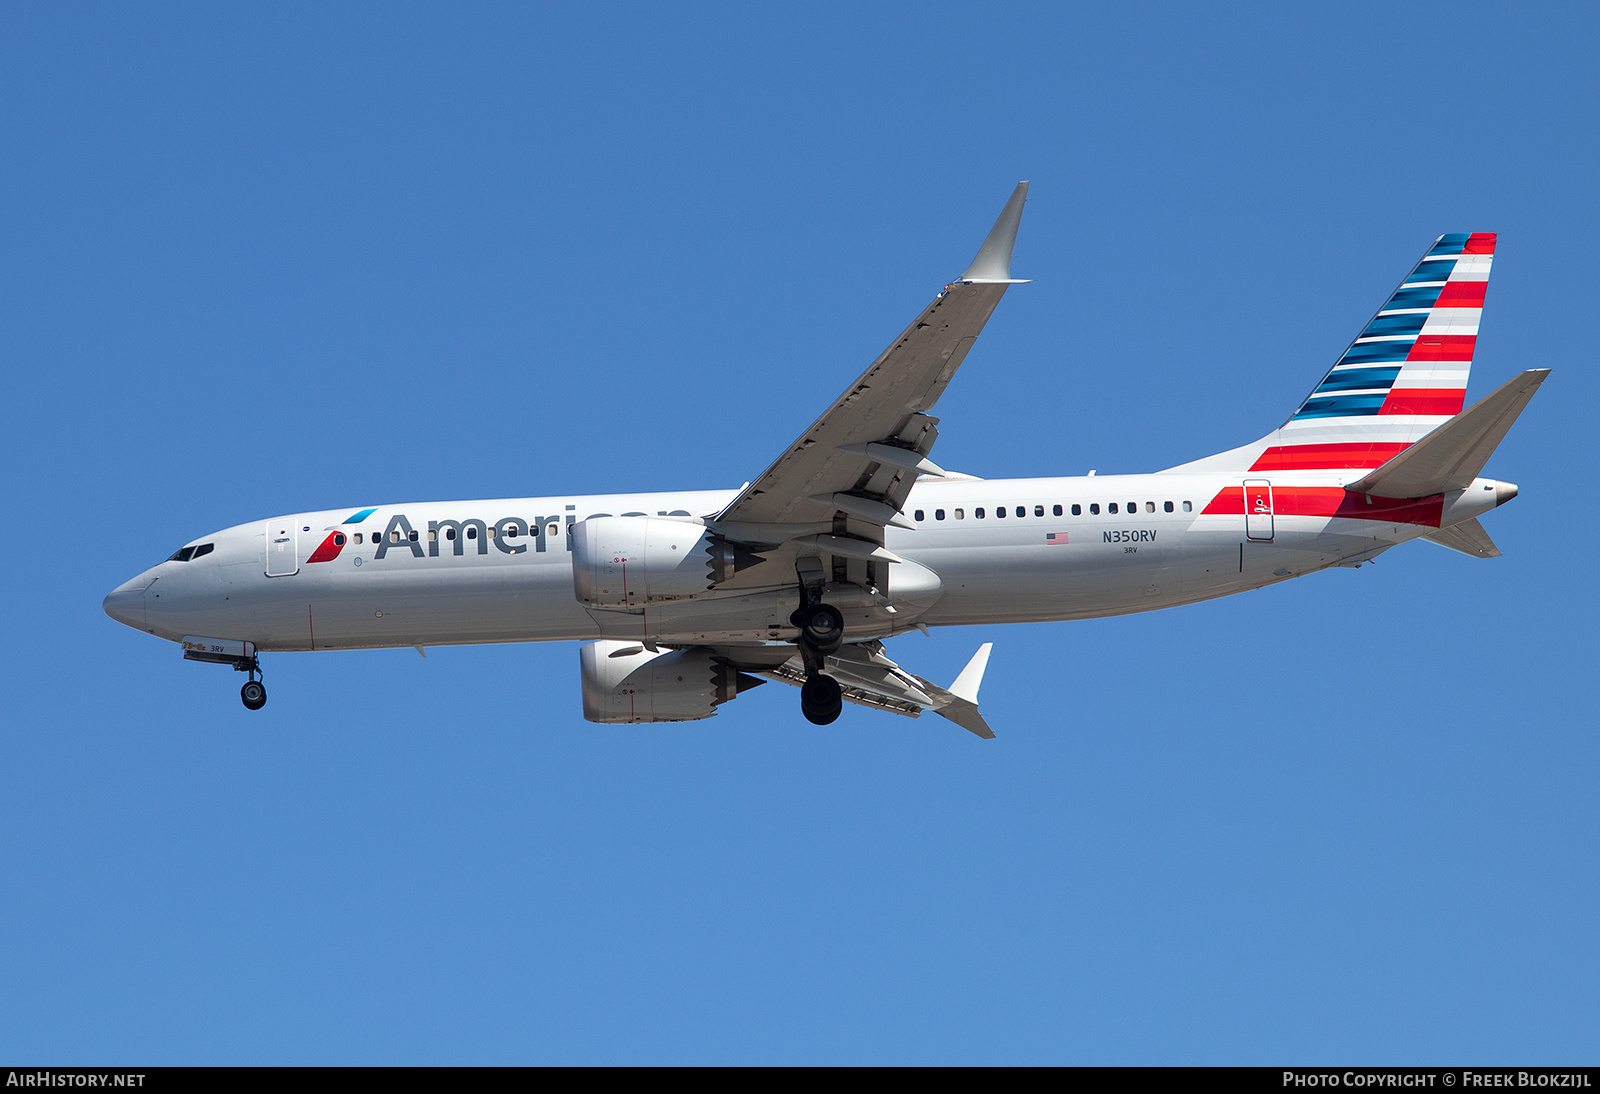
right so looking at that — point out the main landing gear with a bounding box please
[800,672,842,725]
[791,595,846,726]
[238,657,266,710]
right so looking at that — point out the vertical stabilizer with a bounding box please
[1167,233,1497,474]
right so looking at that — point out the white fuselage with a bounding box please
[104,471,1510,653]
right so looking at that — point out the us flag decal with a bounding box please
[1045,532,1067,545]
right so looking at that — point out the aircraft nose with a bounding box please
[103,576,152,630]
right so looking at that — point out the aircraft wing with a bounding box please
[754,640,997,739]
[713,183,1030,538]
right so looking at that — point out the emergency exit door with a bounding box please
[1243,479,1274,542]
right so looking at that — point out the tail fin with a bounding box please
[1168,233,1497,474]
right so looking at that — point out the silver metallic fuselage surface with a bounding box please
[103,472,1515,653]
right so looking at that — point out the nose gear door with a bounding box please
[265,521,299,576]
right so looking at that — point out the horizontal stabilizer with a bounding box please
[1346,369,1549,498]
[1422,518,1501,558]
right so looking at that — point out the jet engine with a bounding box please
[571,516,761,608]
[579,640,764,724]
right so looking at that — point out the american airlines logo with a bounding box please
[368,510,692,561]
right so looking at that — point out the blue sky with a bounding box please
[3,2,1596,1064]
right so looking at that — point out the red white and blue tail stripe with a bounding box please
[1291,232,1494,424]
[1166,233,1496,474]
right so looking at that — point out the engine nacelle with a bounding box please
[579,640,763,724]
[572,516,713,608]
[572,516,763,608]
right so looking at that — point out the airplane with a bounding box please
[103,183,1546,736]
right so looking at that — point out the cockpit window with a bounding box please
[167,543,214,562]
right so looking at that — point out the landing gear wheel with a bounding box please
[799,603,845,655]
[801,673,843,725]
[240,680,267,710]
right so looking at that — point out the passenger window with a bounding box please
[1164,501,1174,513]
[954,508,964,520]
[1145,502,1155,513]
[466,527,477,540]
[408,530,419,542]
[1182,501,1192,512]
[915,510,925,521]
[1012,506,1022,518]
[446,528,456,540]
[1109,503,1118,514]
[935,509,946,521]
[975,508,985,519]
[332,535,345,547]
[354,533,363,545]
[1089,503,1100,515]
[1071,504,1081,516]
[1034,505,1045,517]
[1127,501,1136,512]
[505,527,518,538]
[390,531,401,543]
[428,530,438,542]
[548,523,560,536]
[1052,504,1062,516]
[996,506,1006,518]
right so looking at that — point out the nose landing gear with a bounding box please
[238,657,266,710]
[241,678,267,710]
[180,637,268,711]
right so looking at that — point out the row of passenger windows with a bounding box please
[172,499,1196,559]
[167,543,215,562]
[913,500,1193,521]
[349,525,547,545]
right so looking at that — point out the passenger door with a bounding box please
[265,521,299,577]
